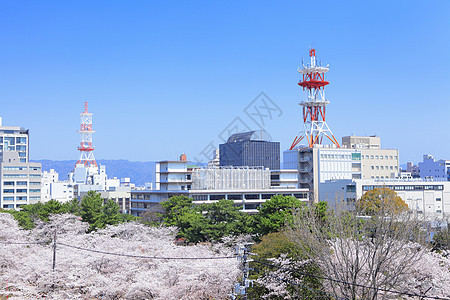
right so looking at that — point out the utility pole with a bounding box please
[231,243,254,299]
[52,229,57,271]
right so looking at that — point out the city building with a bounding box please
[41,169,74,203]
[0,117,29,163]
[130,155,308,216]
[319,178,450,219]
[418,154,450,181]
[1,151,41,209]
[220,130,280,170]
[284,136,399,202]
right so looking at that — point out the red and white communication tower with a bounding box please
[76,102,97,167]
[289,49,340,150]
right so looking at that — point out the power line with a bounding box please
[0,240,50,245]
[253,259,450,300]
[57,242,235,260]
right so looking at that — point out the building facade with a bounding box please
[0,117,29,163]
[284,136,399,202]
[319,178,450,220]
[418,154,450,181]
[1,151,41,209]
[220,130,280,170]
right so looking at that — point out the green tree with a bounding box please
[62,199,82,215]
[200,199,250,241]
[253,195,306,237]
[248,231,327,299]
[357,187,408,215]
[80,191,104,232]
[100,198,123,228]
[160,195,195,226]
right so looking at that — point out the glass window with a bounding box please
[4,137,15,145]
[380,166,384,170]
[3,174,27,178]
[30,166,41,171]
[18,152,26,157]
[3,189,14,193]
[390,166,393,170]
[29,189,40,193]
[16,145,26,151]
[16,189,27,193]
[3,181,14,185]
[16,196,27,201]
[380,156,383,160]
[376,166,379,170]
[370,155,374,159]
[390,156,393,159]
[394,156,398,160]
[371,166,374,170]
[16,181,27,186]
[385,156,388,159]
[436,198,442,201]
[16,137,27,144]
[3,197,14,201]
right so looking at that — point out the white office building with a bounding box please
[319,178,450,219]
[1,151,41,209]
[41,169,74,203]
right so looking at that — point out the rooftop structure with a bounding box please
[290,49,339,150]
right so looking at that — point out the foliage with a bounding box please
[287,199,435,300]
[160,196,251,243]
[253,195,307,237]
[0,213,240,299]
[432,227,450,252]
[248,231,328,299]
[6,191,136,232]
[356,187,408,215]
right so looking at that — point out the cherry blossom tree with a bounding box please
[0,213,239,299]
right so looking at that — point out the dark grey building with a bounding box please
[219,130,280,170]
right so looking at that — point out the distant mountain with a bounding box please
[33,159,156,186]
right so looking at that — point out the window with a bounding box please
[29,174,40,178]
[29,166,41,171]
[3,197,14,201]
[16,137,27,144]
[16,145,26,151]
[390,166,393,170]
[405,186,414,190]
[380,156,383,160]
[375,155,379,159]
[3,181,14,186]
[436,198,442,201]
[16,181,27,186]
[371,155,374,159]
[380,166,384,170]
[3,189,14,193]
[29,182,40,185]
[385,156,388,159]
[16,189,27,193]
[394,166,398,170]
[390,156,393,159]
[436,210,442,213]
[16,196,27,201]
[371,166,374,170]
[30,196,40,201]
[376,166,379,170]
[394,156,398,160]
[29,189,40,193]
[366,155,369,159]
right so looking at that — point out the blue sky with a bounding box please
[0,1,449,164]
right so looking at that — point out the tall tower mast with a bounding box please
[289,49,340,150]
[76,102,97,167]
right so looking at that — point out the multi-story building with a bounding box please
[0,117,29,163]
[284,135,399,202]
[319,178,450,220]
[418,154,450,181]
[220,130,280,170]
[41,169,74,203]
[1,151,41,209]
[130,156,308,216]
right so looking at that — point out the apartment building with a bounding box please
[0,117,29,163]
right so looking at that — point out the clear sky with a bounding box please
[1,1,449,164]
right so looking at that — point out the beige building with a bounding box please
[284,135,400,203]
[1,151,42,209]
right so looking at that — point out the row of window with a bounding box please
[3,189,40,193]
[0,137,27,145]
[3,181,40,186]
[370,166,398,170]
[3,196,28,201]
[3,174,41,178]
[363,185,444,191]
[364,155,397,160]
[3,166,40,171]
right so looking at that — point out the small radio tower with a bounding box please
[289,49,340,150]
[76,102,97,167]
